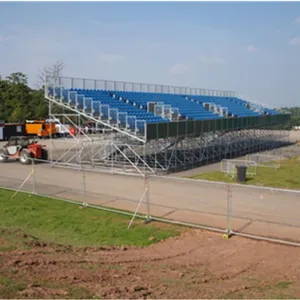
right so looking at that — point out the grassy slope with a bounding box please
[0,189,180,247]
[188,157,300,189]
[0,188,180,298]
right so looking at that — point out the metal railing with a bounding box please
[56,76,237,97]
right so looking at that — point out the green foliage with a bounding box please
[0,72,47,122]
[0,189,180,247]
[281,107,300,118]
[275,107,300,130]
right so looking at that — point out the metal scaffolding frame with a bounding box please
[45,76,291,175]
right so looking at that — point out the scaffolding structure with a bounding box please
[45,76,291,175]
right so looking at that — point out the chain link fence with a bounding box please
[1,158,300,247]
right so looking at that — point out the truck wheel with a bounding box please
[19,149,32,165]
[0,149,8,163]
[41,149,48,161]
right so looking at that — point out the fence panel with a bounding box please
[231,184,300,243]
[148,176,228,231]
[1,158,300,246]
[34,163,84,200]
[3,161,148,220]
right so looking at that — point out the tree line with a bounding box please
[0,72,47,123]
[0,62,64,123]
[0,68,299,129]
[276,107,300,130]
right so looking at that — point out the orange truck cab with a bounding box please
[25,120,57,138]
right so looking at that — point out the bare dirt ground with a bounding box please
[1,229,300,299]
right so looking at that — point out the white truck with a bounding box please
[46,118,70,138]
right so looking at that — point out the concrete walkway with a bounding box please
[0,162,300,244]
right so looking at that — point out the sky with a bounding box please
[0,2,300,108]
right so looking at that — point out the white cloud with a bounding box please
[289,37,300,46]
[98,53,125,64]
[169,63,189,75]
[197,55,226,65]
[242,45,258,53]
[0,35,10,43]
[293,16,300,24]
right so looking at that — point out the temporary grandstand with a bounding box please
[45,76,291,174]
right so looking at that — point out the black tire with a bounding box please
[19,149,32,165]
[41,149,48,161]
[0,148,8,163]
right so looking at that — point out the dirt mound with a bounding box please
[1,229,300,299]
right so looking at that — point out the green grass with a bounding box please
[188,157,300,189]
[223,280,297,299]
[0,275,27,299]
[0,274,95,299]
[0,189,180,247]
[275,281,293,289]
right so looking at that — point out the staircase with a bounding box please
[45,84,158,175]
[46,85,147,143]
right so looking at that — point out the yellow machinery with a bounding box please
[25,120,57,138]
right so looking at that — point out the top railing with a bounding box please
[55,76,237,98]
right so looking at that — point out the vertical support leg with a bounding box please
[82,164,86,196]
[31,158,36,195]
[111,142,114,172]
[81,164,88,207]
[223,183,233,239]
[144,175,151,224]
[49,100,53,163]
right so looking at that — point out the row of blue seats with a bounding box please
[68,89,168,124]
[189,96,260,117]
[119,92,254,119]
[50,87,277,123]
[71,88,278,115]
[114,91,219,120]
[68,89,221,120]
[64,88,226,120]
[197,95,278,115]
[59,90,163,126]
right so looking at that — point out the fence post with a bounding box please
[31,158,36,195]
[81,164,86,196]
[223,183,233,239]
[80,164,88,207]
[144,175,151,223]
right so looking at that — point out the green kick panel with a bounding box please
[146,114,290,141]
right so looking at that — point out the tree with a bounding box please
[37,60,65,88]
[273,106,300,130]
[2,73,32,122]
[0,72,48,122]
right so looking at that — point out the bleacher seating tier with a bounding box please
[50,87,279,125]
